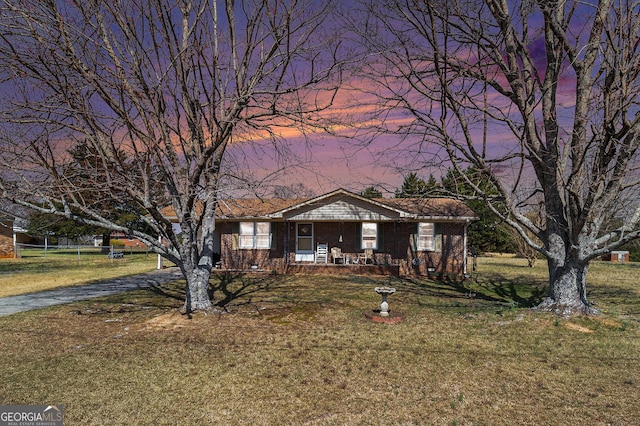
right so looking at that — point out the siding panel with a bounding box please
[284,197,400,222]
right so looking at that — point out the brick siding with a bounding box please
[0,224,14,258]
[218,220,468,276]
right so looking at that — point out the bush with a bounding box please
[110,239,126,248]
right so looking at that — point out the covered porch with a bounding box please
[283,262,400,276]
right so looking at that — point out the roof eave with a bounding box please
[406,215,479,222]
[268,188,409,218]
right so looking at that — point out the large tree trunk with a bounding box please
[183,266,213,314]
[100,231,112,254]
[537,257,597,316]
[178,201,217,315]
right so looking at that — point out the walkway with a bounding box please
[0,267,184,317]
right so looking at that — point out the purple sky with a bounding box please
[233,5,583,199]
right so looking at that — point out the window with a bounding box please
[361,222,378,249]
[297,223,313,252]
[417,222,435,251]
[239,222,271,249]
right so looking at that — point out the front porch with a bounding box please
[283,263,400,276]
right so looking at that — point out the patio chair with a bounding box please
[315,243,328,264]
[357,248,374,264]
[331,247,344,264]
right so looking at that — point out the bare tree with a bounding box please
[353,0,640,315]
[0,0,344,313]
[507,211,543,268]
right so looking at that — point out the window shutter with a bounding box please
[434,223,443,252]
[232,222,239,250]
[377,223,384,251]
[355,223,362,251]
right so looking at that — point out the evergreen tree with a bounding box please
[395,172,428,198]
[425,174,445,196]
[441,167,512,254]
[26,211,101,243]
[361,186,382,199]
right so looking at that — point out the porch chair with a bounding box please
[331,247,344,264]
[315,243,328,264]
[357,248,374,264]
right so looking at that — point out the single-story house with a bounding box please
[0,216,34,258]
[92,232,149,248]
[0,215,14,258]
[164,188,477,277]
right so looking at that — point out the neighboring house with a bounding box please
[163,188,478,277]
[0,215,13,258]
[93,232,148,248]
[0,216,34,258]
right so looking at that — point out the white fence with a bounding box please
[14,243,151,260]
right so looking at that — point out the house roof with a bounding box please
[374,197,476,220]
[161,188,477,222]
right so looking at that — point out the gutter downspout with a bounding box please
[463,221,469,275]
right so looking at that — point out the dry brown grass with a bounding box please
[0,258,638,425]
[0,253,159,297]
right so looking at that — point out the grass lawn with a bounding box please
[0,251,160,297]
[0,257,638,425]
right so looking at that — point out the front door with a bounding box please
[295,223,314,262]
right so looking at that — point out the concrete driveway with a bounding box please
[0,268,184,317]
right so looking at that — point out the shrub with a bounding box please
[110,239,126,248]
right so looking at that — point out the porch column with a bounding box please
[157,235,163,269]
[284,220,290,264]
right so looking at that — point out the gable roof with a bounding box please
[266,188,406,219]
[161,188,477,222]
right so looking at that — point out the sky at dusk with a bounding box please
[220,1,577,199]
[233,80,548,198]
[0,0,587,200]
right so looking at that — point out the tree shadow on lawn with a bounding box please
[586,283,640,314]
[69,289,183,315]
[209,272,285,310]
[141,268,637,315]
[135,272,285,311]
[398,273,547,309]
[484,276,547,308]
[137,271,547,313]
[90,269,638,320]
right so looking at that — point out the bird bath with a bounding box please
[374,287,396,316]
